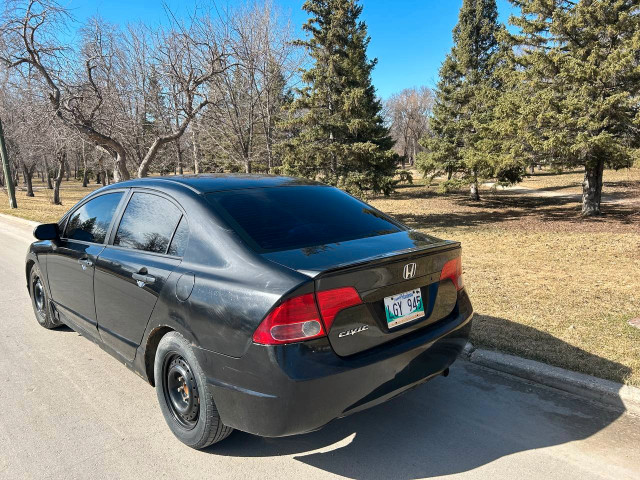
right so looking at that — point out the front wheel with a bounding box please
[29,265,61,330]
[154,332,233,449]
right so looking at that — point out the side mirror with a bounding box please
[33,223,60,241]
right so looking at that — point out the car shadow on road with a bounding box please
[207,317,630,479]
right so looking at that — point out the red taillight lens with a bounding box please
[253,287,363,345]
[440,257,464,290]
[316,287,363,331]
[252,293,325,345]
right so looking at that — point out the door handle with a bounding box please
[78,258,93,270]
[132,272,156,287]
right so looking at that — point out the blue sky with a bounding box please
[66,0,518,99]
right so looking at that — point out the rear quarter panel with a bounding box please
[139,187,311,359]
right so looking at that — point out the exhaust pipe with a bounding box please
[441,368,449,378]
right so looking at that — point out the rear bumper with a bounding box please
[193,289,473,437]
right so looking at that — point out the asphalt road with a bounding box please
[1,213,639,480]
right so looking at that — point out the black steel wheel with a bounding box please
[163,354,200,430]
[154,331,233,449]
[29,265,61,329]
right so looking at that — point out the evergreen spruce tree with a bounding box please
[278,0,398,196]
[501,0,640,216]
[417,0,504,199]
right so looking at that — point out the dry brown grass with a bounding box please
[0,178,101,223]
[519,167,640,195]
[372,167,640,386]
[2,169,639,385]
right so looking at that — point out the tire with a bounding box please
[29,265,61,330]
[154,331,233,449]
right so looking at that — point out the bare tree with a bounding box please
[386,87,434,168]
[136,14,232,177]
[0,0,234,181]
[200,1,300,173]
[255,2,298,172]
[0,77,59,198]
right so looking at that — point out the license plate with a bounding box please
[384,288,425,328]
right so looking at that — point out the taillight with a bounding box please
[253,287,363,345]
[440,257,464,290]
[316,287,362,331]
[253,293,325,345]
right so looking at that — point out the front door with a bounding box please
[94,191,185,360]
[46,191,125,337]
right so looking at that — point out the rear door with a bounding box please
[94,190,189,360]
[46,191,126,337]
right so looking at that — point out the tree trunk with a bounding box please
[113,158,121,182]
[96,171,101,184]
[52,153,65,205]
[265,128,274,173]
[44,158,53,189]
[469,182,479,200]
[176,144,184,175]
[138,138,164,178]
[191,129,200,175]
[22,163,34,197]
[447,167,453,180]
[81,142,89,187]
[582,159,604,216]
[469,170,480,200]
[411,142,417,166]
[113,151,129,181]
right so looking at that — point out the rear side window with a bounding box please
[207,186,403,252]
[65,192,124,244]
[168,217,189,257]
[114,193,182,254]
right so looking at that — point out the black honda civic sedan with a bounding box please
[26,175,473,449]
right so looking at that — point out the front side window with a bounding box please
[114,193,182,254]
[65,192,124,244]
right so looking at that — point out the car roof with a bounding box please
[110,174,324,194]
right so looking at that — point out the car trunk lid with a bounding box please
[263,231,463,356]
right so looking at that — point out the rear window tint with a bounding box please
[207,186,403,252]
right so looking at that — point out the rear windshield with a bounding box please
[207,186,404,252]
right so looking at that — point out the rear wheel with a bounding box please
[154,332,233,449]
[29,265,61,330]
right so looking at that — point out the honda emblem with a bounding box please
[403,263,417,280]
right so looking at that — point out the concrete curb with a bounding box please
[462,342,640,415]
